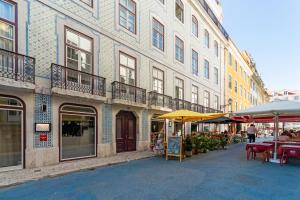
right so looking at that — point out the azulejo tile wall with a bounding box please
[102,104,112,144]
[34,94,53,148]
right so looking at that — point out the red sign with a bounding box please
[40,133,48,141]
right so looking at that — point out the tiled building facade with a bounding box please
[0,0,265,171]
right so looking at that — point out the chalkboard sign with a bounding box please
[166,136,182,162]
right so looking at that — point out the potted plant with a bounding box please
[198,136,209,153]
[192,135,199,154]
[184,135,193,157]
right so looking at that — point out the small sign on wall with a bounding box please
[35,123,51,132]
[39,133,48,142]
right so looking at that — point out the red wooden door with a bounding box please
[116,111,136,153]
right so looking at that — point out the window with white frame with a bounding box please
[228,75,232,89]
[240,85,243,97]
[152,67,164,94]
[204,59,209,79]
[119,52,136,86]
[152,18,164,51]
[175,0,184,23]
[229,52,232,66]
[192,15,198,37]
[175,36,184,63]
[234,80,238,93]
[192,49,198,76]
[204,29,209,48]
[65,28,93,84]
[175,78,184,99]
[214,41,218,57]
[214,67,218,85]
[234,60,238,71]
[80,0,93,7]
[119,0,136,33]
[0,0,16,51]
[192,85,198,104]
[204,90,210,107]
[214,95,219,110]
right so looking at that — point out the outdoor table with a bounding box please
[246,143,274,162]
[279,145,300,165]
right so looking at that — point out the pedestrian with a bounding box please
[247,124,257,143]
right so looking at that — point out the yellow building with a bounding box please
[224,41,252,114]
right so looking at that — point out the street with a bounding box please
[1,143,300,200]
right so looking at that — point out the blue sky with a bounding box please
[221,0,300,91]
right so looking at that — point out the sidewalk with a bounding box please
[0,151,154,188]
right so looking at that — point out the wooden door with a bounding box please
[116,111,136,153]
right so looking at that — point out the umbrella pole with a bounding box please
[274,114,279,160]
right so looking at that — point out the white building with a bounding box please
[271,90,300,102]
[0,0,229,171]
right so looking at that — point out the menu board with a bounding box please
[166,136,182,162]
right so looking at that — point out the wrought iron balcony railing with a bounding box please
[112,81,146,104]
[198,0,229,39]
[51,63,106,96]
[191,103,205,113]
[173,98,192,110]
[0,48,35,84]
[148,91,173,109]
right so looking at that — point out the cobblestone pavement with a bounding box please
[1,143,300,200]
[0,151,154,187]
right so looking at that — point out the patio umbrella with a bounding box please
[158,110,225,137]
[231,100,300,161]
[200,117,242,124]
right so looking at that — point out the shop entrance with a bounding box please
[116,111,136,153]
[0,96,23,171]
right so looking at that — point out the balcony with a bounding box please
[0,48,35,90]
[191,103,205,113]
[51,63,106,101]
[197,0,229,39]
[112,81,146,107]
[203,107,221,113]
[173,98,192,110]
[148,91,173,111]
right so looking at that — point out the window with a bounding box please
[158,0,164,4]
[204,59,209,79]
[214,67,218,85]
[204,29,209,48]
[240,85,243,97]
[175,78,184,99]
[214,95,219,110]
[214,41,218,57]
[152,18,164,51]
[234,80,237,93]
[192,85,198,104]
[0,0,16,51]
[228,75,232,89]
[192,50,198,75]
[65,28,93,84]
[80,0,93,7]
[119,52,136,86]
[175,0,184,23]
[228,53,232,66]
[234,60,238,71]
[235,102,238,111]
[192,16,198,37]
[119,0,136,33]
[204,91,210,107]
[175,36,184,63]
[244,88,247,99]
[60,105,96,160]
[152,67,164,94]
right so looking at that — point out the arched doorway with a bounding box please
[116,111,136,153]
[0,95,24,171]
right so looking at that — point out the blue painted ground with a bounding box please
[1,143,300,200]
